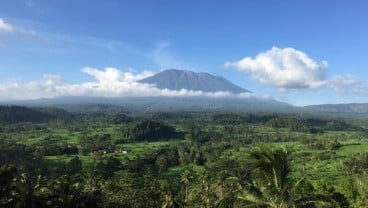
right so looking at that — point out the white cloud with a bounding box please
[224,47,364,93]
[0,67,266,101]
[81,67,153,83]
[224,47,328,90]
[0,18,14,32]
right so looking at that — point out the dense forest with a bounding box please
[1,105,368,207]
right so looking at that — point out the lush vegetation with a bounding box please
[1,106,368,207]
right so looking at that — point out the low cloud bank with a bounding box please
[0,67,268,101]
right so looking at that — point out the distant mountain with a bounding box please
[304,103,368,114]
[1,69,294,113]
[139,69,250,94]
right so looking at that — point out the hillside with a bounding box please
[304,103,368,114]
[0,106,72,123]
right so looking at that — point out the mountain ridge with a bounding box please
[139,69,250,94]
[304,103,368,114]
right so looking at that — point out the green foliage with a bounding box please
[230,146,341,208]
[267,117,318,133]
[185,124,210,144]
[110,113,133,124]
[78,133,114,153]
[2,109,368,207]
[212,113,248,125]
[343,153,368,174]
[124,120,179,141]
[66,156,82,175]
[33,135,78,156]
[303,137,342,150]
[0,165,18,203]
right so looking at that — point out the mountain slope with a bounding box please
[139,69,250,93]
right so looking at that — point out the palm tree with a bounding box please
[214,170,231,200]
[189,172,216,208]
[48,175,95,207]
[161,189,184,208]
[0,165,18,205]
[6,174,50,208]
[218,145,340,208]
[214,176,245,208]
[180,169,192,203]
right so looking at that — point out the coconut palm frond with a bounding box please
[294,193,340,207]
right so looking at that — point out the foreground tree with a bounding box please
[189,172,217,208]
[47,175,99,208]
[180,169,193,203]
[161,190,184,208]
[5,174,50,208]
[219,146,341,208]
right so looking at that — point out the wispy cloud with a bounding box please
[0,16,140,56]
[0,67,265,101]
[24,1,50,14]
[1,16,188,71]
[81,37,126,52]
[224,47,363,93]
[0,18,37,40]
[326,75,361,93]
[29,32,146,56]
[150,41,185,69]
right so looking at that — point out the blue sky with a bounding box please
[0,0,368,106]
